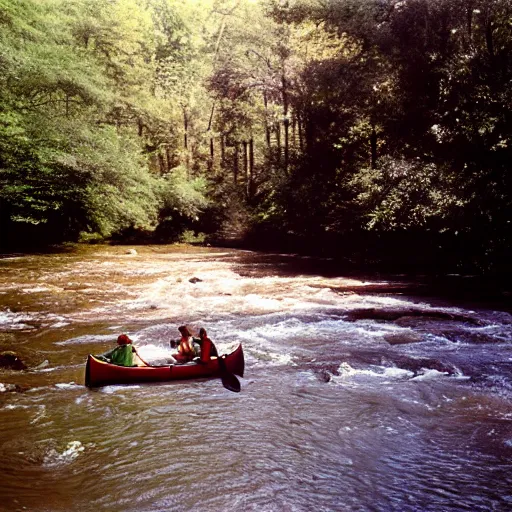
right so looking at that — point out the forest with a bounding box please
[0,0,510,274]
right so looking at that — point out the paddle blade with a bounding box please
[218,357,241,393]
[221,371,241,392]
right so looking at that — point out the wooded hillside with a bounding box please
[1,0,510,273]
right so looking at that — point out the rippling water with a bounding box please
[0,245,511,511]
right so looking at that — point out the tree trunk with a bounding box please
[263,92,271,148]
[209,138,214,171]
[243,140,249,197]
[292,114,297,148]
[249,138,254,200]
[284,118,289,173]
[298,112,304,152]
[282,75,289,173]
[243,140,248,174]
[275,122,281,164]
[158,151,166,174]
[183,111,188,150]
[166,146,172,173]
[221,136,226,168]
[234,143,239,184]
[466,2,474,39]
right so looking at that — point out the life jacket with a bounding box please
[199,336,218,361]
[178,336,195,358]
[200,337,213,363]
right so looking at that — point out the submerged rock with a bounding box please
[347,307,485,326]
[316,369,332,383]
[392,355,457,376]
[0,351,27,370]
[384,332,424,345]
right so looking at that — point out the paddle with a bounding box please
[217,354,241,393]
[200,328,240,393]
[132,346,150,367]
[199,327,240,393]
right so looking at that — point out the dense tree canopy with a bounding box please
[1,0,510,273]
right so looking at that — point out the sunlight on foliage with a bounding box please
[350,157,466,231]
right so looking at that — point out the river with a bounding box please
[0,244,511,512]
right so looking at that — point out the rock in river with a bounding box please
[384,332,425,345]
[0,351,27,370]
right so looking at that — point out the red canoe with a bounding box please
[85,344,244,388]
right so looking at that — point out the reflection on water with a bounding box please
[0,245,511,511]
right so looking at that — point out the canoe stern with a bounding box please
[224,344,244,378]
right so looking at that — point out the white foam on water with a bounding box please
[2,323,34,330]
[68,264,437,323]
[50,321,70,328]
[331,362,414,382]
[54,382,81,390]
[0,383,17,393]
[30,405,47,424]
[0,309,78,332]
[245,294,284,310]
[99,384,143,394]
[296,370,317,384]
[230,315,409,350]
[0,308,36,330]
[411,369,450,381]
[43,441,84,467]
[55,333,116,345]
[21,286,58,293]
[232,316,309,342]
[451,373,471,381]
[27,386,47,393]
[21,251,486,329]
[136,343,175,365]
[271,352,293,365]
[383,367,415,379]
[35,367,60,373]
[464,323,512,343]
[352,323,406,337]
[248,346,294,367]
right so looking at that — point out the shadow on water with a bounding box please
[3,242,511,309]
[232,250,512,311]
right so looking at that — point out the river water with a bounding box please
[0,245,511,512]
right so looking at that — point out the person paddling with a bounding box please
[198,328,218,363]
[197,328,240,391]
[99,334,146,367]
[172,325,196,363]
